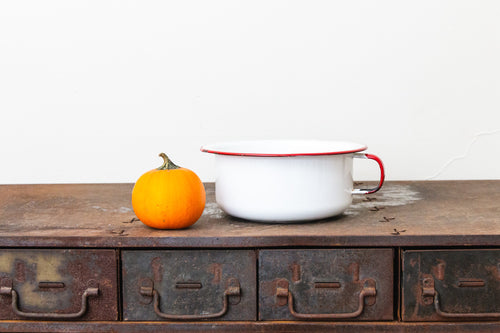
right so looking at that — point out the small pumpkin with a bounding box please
[132,153,206,229]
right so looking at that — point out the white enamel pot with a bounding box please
[201,140,385,222]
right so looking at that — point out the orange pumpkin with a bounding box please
[132,153,206,229]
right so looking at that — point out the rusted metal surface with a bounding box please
[121,250,256,321]
[0,321,498,332]
[0,181,499,248]
[0,181,497,331]
[0,286,99,319]
[1,321,500,333]
[283,279,378,320]
[258,249,394,321]
[138,278,241,320]
[0,249,118,320]
[402,249,500,321]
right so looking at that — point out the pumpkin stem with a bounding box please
[157,153,180,170]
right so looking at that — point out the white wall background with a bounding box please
[1,0,499,184]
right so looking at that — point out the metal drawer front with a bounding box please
[122,250,256,321]
[259,248,394,321]
[402,249,500,321]
[0,249,118,321]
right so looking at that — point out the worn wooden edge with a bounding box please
[0,234,498,248]
[0,321,498,333]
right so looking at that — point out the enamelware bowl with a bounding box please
[201,140,384,222]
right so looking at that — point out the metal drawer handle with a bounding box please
[433,291,500,319]
[277,279,377,319]
[422,276,500,319]
[0,286,99,319]
[140,278,241,320]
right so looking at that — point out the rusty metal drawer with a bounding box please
[122,250,256,321]
[402,249,500,321]
[0,249,118,321]
[259,248,394,321]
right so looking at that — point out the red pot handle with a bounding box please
[352,153,385,195]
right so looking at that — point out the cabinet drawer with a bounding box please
[122,250,256,321]
[402,249,500,321]
[0,249,118,321]
[259,248,394,321]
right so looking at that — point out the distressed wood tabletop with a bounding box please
[0,181,498,247]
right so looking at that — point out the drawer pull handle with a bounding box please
[433,291,500,319]
[422,276,500,318]
[277,279,377,319]
[141,278,240,320]
[0,286,99,319]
